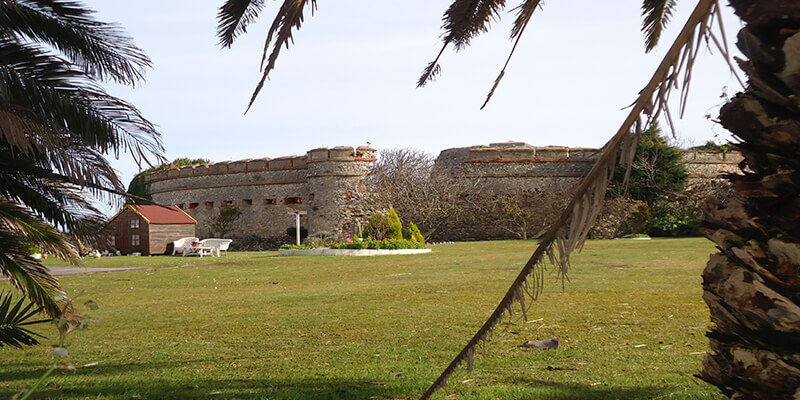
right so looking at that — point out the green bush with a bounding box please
[331,239,425,250]
[645,200,700,237]
[404,222,425,244]
[386,208,403,240]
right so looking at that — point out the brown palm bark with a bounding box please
[699,1,800,398]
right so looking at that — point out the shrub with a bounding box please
[331,239,425,250]
[304,231,341,248]
[404,222,425,244]
[386,208,403,240]
[230,235,290,251]
[645,200,701,237]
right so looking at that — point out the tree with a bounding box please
[127,158,210,202]
[365,148,483,239]
[208,206,243,238]
[216,0,800,398]
[611,124,688,207]
[1,0,163,317]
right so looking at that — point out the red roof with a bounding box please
[130,205,196,225]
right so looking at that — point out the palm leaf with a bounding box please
[418,0,507,87]
[642,0,677,52]
[480,0,542,108]
[0,199,72,317]
[0,291,50,348]
[217,0,266,48]
[0,35,165,168]
[0,0,152,84]
[244,0,316,112]
[419,0,721,398]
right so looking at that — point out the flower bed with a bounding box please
[279,239,429,256]
[278,247,431,257]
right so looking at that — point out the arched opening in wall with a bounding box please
[243,199,253,206]
[284,197,302,205]
[264,198,277,205]
[189,202,199,209]
[204,201,214,209]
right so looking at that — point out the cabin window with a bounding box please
[189,202,199,209]
[131,234,140,246]
[284,197,302,205]
[243,199,253,206]
[264,198,277,205]
[130,219,140,229]
[109,235,116,247]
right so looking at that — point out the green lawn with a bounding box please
[2,239,724,399]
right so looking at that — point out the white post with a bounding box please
[287,208,308,246]
[295,213,301,245]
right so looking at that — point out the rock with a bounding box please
[522,338,559,349]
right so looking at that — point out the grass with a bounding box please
[1,238,724,399]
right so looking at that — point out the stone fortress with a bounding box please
[143,142,743,239]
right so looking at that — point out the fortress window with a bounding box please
[188,202,199,209]
[284,197,302,205]
[264,198,277,205]
[223,200,234,207]
[204,201,214,209]
[243,199,253,206]
[308,193,316,201]
[177,203,185,209]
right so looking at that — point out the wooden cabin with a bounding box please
[102,205,196,255]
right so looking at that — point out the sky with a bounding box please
[92,0,744,214]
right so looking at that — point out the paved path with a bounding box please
[0,266,147,281]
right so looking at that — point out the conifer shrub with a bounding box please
[386,208,403,240]
[404,222,425,244]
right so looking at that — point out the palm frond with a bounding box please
[419,0,721,398]
[479,0,542,109]
[217,0,267,48]
[418,0,507,87]
[0,291,50,348]
[244,0,316,112]
[0,199,70,317]
[641,0,678,52]
[0,0,152,84]
[0,36,165,167]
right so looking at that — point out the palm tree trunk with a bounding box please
[698,1,800,398]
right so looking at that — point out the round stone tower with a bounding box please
[305,146,376,236]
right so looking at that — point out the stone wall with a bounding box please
[429,142,743,240]
[434,141,742,191]
[144,146,375,239]
[144,141,742,241]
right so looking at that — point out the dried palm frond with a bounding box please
[419,0,725,398]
